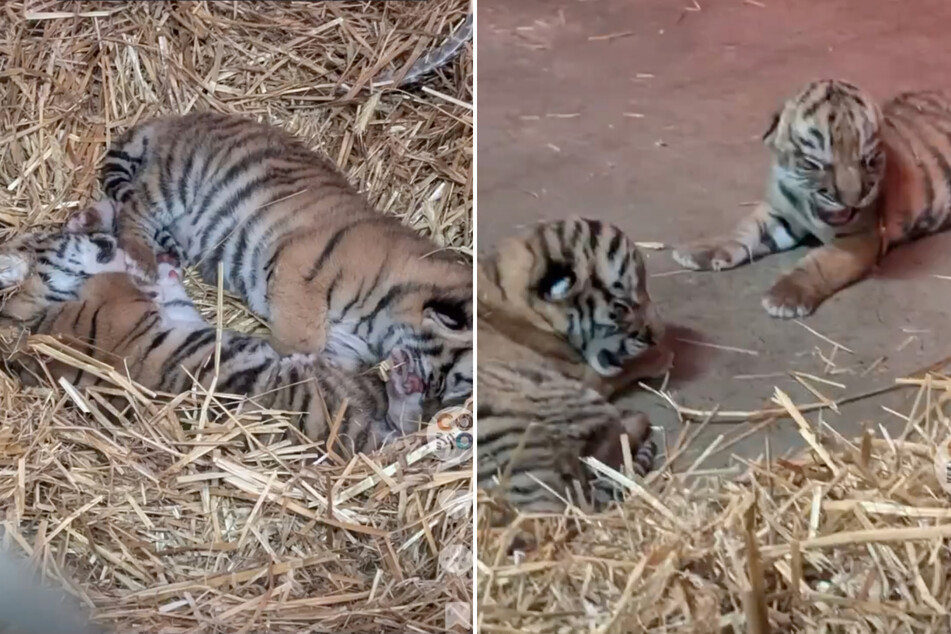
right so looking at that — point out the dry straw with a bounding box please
[479,370,951,633]
[0,1,472,632]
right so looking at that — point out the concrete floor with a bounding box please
[477,0,951,466]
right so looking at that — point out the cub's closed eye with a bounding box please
[609,298,637,319]
[424,299,469,331]
[537,262,576,301]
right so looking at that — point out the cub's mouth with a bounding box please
[818,207,857,227]
[596,349,622,375]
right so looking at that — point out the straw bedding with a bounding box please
[478,373,951,633]
[0,2,472,632]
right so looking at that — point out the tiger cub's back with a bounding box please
[88,112,474,410]
[879,90,951,242]
[477,361,655,514]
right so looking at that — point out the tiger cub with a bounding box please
[477,218,672,513]
[673,79,951,317]
[478,362,655,513]
[0,231,423,453]
[66,112,472,412]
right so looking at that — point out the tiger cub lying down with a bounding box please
[674,79,951,317]
[66,112,472,415]
[477,218,673,513]
[0,231,425,453]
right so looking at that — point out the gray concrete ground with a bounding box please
[477,0,951,466]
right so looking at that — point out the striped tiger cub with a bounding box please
[0,231,424,453]
[673,79,951,317]
[478,363,655,513]
[477,218,672,513]
[66,112,472,414]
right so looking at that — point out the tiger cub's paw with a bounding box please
[590,415,655,506]
[672,239,746,271]
[620,412,656,476]
[762,274,821,318]
[157,252,182,270]
[65,199,115,233]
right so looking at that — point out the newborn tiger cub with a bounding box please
[479,363,655,513]
[0,231,423,453]
[674,79,951,317]
[477,218,671,513]
[67,112,472,412]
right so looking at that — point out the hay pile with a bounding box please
[478,372,951,633]
[0,2,472,632]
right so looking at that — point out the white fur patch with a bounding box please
[94,252,131,276]
[671,249,704,271]
[761,294,812,319]
[153,263,204,324]
[323,325,374,371]
[0,254,29,287]
[92,198,117,229]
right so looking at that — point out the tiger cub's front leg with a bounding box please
[673,202,804,271]
[762,230,880,318]
[115,195,161,280]
[65,198,117,234]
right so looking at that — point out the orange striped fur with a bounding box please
[674,79,951,317]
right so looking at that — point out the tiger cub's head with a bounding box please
[480,217,663,377]
[764,79,885,229]
[395,299,472,418]
[0,230,131,327]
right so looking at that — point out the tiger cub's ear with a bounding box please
[762,110,781,145]
[762,100,795,151]
[0,253,30,288]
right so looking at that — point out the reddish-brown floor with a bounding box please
[478,0,951,465]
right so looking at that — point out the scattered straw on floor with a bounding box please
[0,2,472,632]
[478,370,951,633]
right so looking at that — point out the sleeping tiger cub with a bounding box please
[674,79,951,317]
[477,218,672,513]
[478,363,655,513]
[66,112,472,413]
[0,231,424,453]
